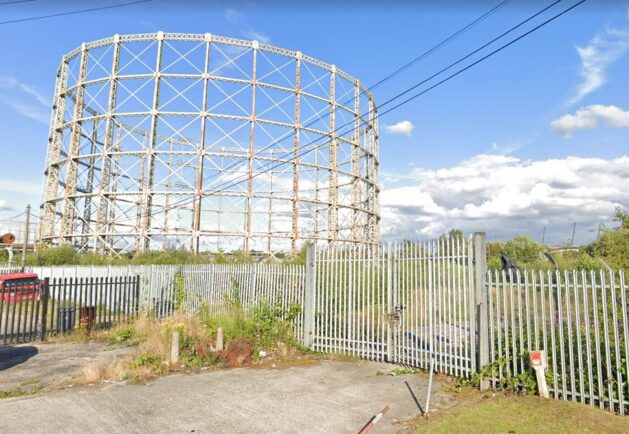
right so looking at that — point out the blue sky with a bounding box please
[0,0,628,246]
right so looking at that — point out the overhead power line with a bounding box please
[0,0,152,25]
[190,0,576,200]
[197,0,515,192]
[199,0,586,202]
[367,0,513,91]
[112,0,584,225]
[0,0,38,6]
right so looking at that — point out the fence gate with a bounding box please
[311,235,481,378]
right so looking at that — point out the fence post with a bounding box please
[303,242,316,349]
[134,275,140,317]
[40,278,49,341]
[474,232,489,390]
[386,242,393,362]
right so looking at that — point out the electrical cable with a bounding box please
[129,0,576,221]
[187,0,517,192]
[0,0,152,25]
[207,0,587,200]
[76,0,585,230]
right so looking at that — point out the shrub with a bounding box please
[130,353,162,371]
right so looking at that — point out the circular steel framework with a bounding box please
[38,32,380,255]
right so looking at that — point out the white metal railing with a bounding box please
[312,237,477,378]
[181,264,306,341]
[3,244,627,415]
[487,269,628,414]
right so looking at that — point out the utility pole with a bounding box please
[570,222,576,248]
[541,227,546,245]
[21,204,30,271]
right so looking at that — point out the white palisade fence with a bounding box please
[488,269,628,414]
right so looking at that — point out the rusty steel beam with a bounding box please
[60,44,88,244]
[291,51,301,256]
[38,33,380,255]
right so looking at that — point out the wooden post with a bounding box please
[474,232,489,390]
[302,242,316,349]
[171,330,180,365]
[216,327,224,352]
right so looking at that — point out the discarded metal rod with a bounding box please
[359,405,390,434]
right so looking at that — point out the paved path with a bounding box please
[0,360,455,433]
[0,342,132,392]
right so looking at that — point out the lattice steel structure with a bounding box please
[38,32,380,255]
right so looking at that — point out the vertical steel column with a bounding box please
[141,31,164,252]
[267,149,273,253]
[107,128,122,250]
[81,118,100,249]
[291,52,302,256]
[327,66,338,243]
[94,34,120,253]
[351,81,361,243]
[60,44,89,244]
[366,96,379,243]
[192,33,212,254]
[136,133,147,250]
[40,59,69,243]
[314,147,319,239]
[244,41,258,255]
[303,242,316,348]
[162,138,173,250]
[474,232,489,389]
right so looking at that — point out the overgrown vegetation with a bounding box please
[18,245,306,267]
[75,301,303,384]
[483,207,628,271]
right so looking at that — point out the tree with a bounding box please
[614,207,629,230]
[590,208,629,269]
[502,235,545,265]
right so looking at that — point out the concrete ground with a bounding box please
[0,342,133,392]
[0,358,456,433]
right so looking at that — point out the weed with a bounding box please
[388,367,422,376]
[130,353,162,371]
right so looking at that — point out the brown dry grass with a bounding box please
[73,313,217,385]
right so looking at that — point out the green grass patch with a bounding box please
[414,392,629,433]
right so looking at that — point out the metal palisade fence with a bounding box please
[487,268,628,414]
[1,276,139,345]
[310,236,478,378]
[180,264,306,342]
[2,234,628,415]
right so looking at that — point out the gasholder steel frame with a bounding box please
[38,32,380,256]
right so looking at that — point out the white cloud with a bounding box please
[0,200,12,212]
[381,154,629,245]
[224,8,271,44]
[551,104,629,137]
[0,75,50,124]
[384,120,414,137]
[570,27,629,104]
[0,179,41,196]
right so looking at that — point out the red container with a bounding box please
[0,273,41,303]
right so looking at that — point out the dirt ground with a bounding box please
[0,342,133,394]
[0,343,458,433]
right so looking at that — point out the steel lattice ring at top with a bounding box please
[38,32,380,256]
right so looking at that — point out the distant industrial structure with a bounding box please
[38,32,381,255]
